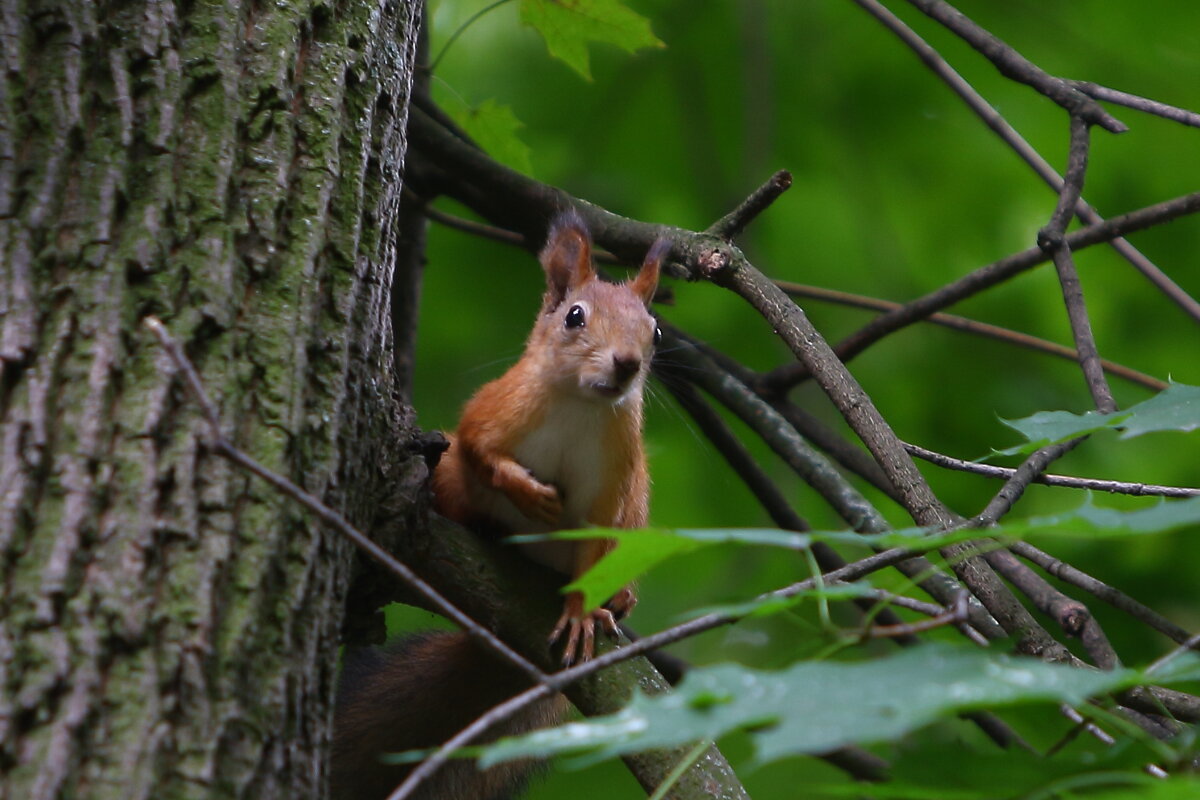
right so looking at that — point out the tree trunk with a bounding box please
[0,1,423,797]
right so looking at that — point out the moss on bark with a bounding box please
[0,1,424,797]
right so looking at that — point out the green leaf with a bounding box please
[1002,494,1200,540]
[477,644,1143,768]
[1119,381,1200,437]
[994,382,1200,456]
[442,96,533,174]
[519,0,664,80]
[1066,777,1200,800]
[511,527,810,609]
[825,737,1169,800]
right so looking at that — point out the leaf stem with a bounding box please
[429,0,517,73]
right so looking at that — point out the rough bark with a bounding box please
[0,1,423,798]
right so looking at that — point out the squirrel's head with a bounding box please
[534,211,667,404]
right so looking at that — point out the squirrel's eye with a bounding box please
[653,325,662,346]
[565,304,586,329]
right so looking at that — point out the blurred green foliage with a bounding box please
[404,1,1200,797]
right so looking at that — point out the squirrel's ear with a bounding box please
[629,237,667,306]
[540,210,595,307]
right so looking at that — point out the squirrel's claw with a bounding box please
[605,587,637,621]
[550,594,619,666]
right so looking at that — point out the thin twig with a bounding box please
[142,316,552,688]
[1049,705,1116,755]
[706,169,793,240]
[857,591,974,641]
[414,195,625,265]
[660,334,892,535]
[427,0,515,73]
[1119,686,1200,724]
[1040,116,1117,413]
[974,439,1084,527]
[1145,632,1200,676]
[649,741,713,800]
[777,281,1165,391]
[419,194,528,247]
[903,0,1126,133]
[662,334,1005,641]
[903,442,1199,498]
[762,190,1200,391]
[1073,81,1200,129]
[967,120,1125,675]
[1010,541,1197,646]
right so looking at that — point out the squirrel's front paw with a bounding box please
[514,476,562,525]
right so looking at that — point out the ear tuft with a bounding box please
[629,236,668,306]
[540,210,595,308]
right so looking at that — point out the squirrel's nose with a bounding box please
[613,355,642,385]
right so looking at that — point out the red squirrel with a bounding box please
[331,212,665,800]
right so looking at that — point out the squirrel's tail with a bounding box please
[331,631,566,800]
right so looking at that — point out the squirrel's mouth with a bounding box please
[586,380,630,400]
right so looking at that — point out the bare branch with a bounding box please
[707,169,793,240]
[856,591,979,642]
[680,218,1066,658]
[664,324,900,499]
[660,333,892,534]
[1040,117,1117,413]
[1146,632,1200,676]
[974,439,1084,526]
[777,281,1166,392]
[763,190,1200,391]
[851,0,1200,323]
[902,0,1127,133]
[660,371,935,646]
[1050,706,1116,755]
[656,368,811,533]
[984,549,1121,672]
[903,442,1199,498]
[690,239,956,529]
[418,193,528,247]
[1073,81,1200,129]
[1010,541,1197,646]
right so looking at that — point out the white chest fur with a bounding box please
[486,396,615,572]
[514,396,609,528]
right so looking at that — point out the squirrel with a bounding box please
[331,212,666,800]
